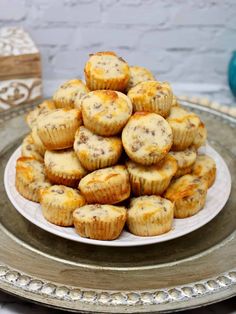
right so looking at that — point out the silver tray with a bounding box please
[0,97,236,313]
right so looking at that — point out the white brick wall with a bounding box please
[0,0,236,88]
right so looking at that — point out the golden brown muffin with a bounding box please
[78,165,130,204]
[169,148,197,178]
[21,133,44,162]
[126,155,177,196]
[31,127,46,156]
[74,126,122,171]
[40,185,85,226]
[164,174,208,218]
[26,100,56,129]
[81,90,132,136]
[192,154,216,188]
[191,121,207,149]
[126,66,155,91]
[127,81,173,117]
[167,106,200,151]
[73,204,127,240]
[15,156,51,202]
[122,112,173,165]
[44,149,87,187]
[84,51,130,91]
[37,108,82,150]
[127,196,174,236]
[53,79,89,109]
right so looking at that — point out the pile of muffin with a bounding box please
[15,51,217,241]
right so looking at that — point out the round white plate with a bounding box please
[4,145,231,247]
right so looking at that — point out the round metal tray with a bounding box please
[0,98,235,313]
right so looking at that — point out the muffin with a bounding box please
[127,81,173,117]
[126,155,177,196]
[73,204,127,240]
[74,126,122,171]
[37,108,82,150]
[84,51,130,91]
[26,100,56,129]
[122,112,173,165]
[169,148,197,178]
[78,165,130,204]
[40,185,85,226]
[31,127,46,156]
[192,155,216,188]
[126,66,155,92]
[53,79,89,109]
[15,156,51,202]
[44,149,87,187]
[81,90,132,136]
[191,121,207,149]
[127,196,174,236]
[164,174,208,218]
[167,106,200,151]
[172,95,181,107]
[21,134,44,162]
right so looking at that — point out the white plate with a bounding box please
[4,145,231,247]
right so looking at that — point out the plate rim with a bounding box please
[4,144,232,247]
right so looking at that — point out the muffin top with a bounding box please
[128,195,174,217]
[74,126,122,160]
[79,165,129,191]
[126,155,177,180]
[127,66,155,91]
[37,108,81,130]
[192,155,216,177]
[84,51,130,80]
[21,134,44,162]
[81,90,132,134]
[192,121,207,148]
[167,106,200,130]
[128,80,172,104]
[164,174,207,202]
[53,79,89,108]
[26,100,56,129]
[73,204,127,222]
[169,148,197,169]
[16,156,50,188]
[40,185,85,208]
[44,149,87,177]
[122,112,173,164]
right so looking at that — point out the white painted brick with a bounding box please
[78,27,140,49]
[42,1,101,23]
[0,0,26,20]
[103,2,169,25]
[52,50,87,74]
[139,29,214,50]
[210,30,236,51]
[30,28,76,46]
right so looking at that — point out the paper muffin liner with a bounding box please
[85,75,129,92]
[53,98,74,109]
[195,167,216,189]
[31,128,46,156]
[124,148,167,166]
[171,126,197,151]
[15,176,39,202]
[127,207,173,236]
[82,109,127,136]
[80,181,131,204]
[45,167,84,187]
[174,165,193,178]
[38,121,79,150]
[129,172,173,196]
[73,214,126,240]
[174,191,207,218]
[132,95,172,118]
[76,152,121,171]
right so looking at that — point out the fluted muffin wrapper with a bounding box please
[124,148,167,166]
[76,152,120,171]
[38,121,79,150]
[54,99,74,109]
[127,208,173,237]
[85,75,129,92]
[174,165,193,178]
[195,167,216,189]
[80,181,130,204]
[129,172,173,196]
[73,214,126,240]
[45,167,85,187]
[171,126,197,151]
[174,191,207,218]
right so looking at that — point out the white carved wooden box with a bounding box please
[0,27,42,110]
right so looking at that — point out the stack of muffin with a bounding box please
[16,51,216,241]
